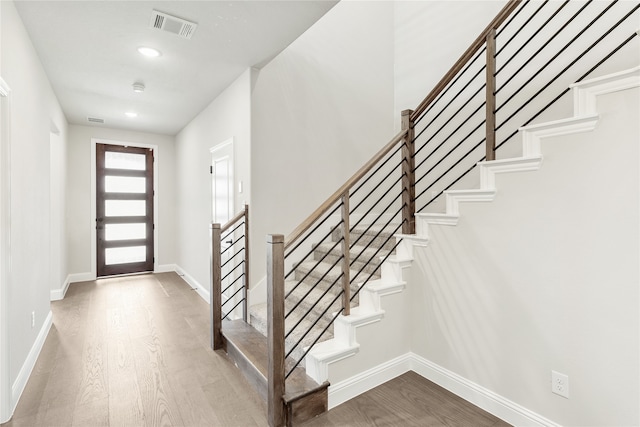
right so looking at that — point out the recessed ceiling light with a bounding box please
[125,112,138,118]
[132,82,145,93]
[137,46,161,57]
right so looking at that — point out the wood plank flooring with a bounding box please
[301,371,510,427]
[1,272,510,427]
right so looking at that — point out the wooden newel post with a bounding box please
[210,223,223,350]
[401,109,416,235]
[243,204,250,322]
[340,193,351,316]
[486,28,497,161]
[267,234,286,427]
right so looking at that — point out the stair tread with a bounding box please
[285,280,342,315]
[297,259,379,283]
[221,319,328,401]
[350,223,399,236]
[314,241,392,262]
[250,302,336,351]
[332,224,400,252]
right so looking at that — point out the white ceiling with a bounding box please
[14,0,338,135]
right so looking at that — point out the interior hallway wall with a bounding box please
[66,125,177,278]
[250,0,396,286]
[49,129,67,298]
[174,68,252,295]
[0,0,68,407]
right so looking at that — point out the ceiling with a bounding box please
[14,0,338,135]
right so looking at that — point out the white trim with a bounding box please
[328,353,412,408]
[519,114,599,158]
[11,311,53,416]
[210,137,235,221]
[0,77,12,424]
[51,267,181,301]
[209,138,233,153]
[328,353,560,427]
[155,263,177,273]
[90,138,160,279]
[571,65,640,115]
[50,275,71,301]
[67,272,94,284]
[175,265,209,303]
[410,353,561,427]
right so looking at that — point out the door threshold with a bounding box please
[96,270,154,280]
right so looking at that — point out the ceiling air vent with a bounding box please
[87,117,105,124]
[150,10,197,39]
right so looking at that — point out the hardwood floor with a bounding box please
[2,272,510,427]
[301,371,510,427]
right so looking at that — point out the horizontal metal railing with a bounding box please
[412,0,640,212]
[210,205,250,350]
[258,1,640,425]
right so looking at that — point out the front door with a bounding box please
[96,143,154,277]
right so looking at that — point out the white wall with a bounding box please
[174,68,252,293]
[393,3,639,424]
[49,129,67,296]
[0,0,68,408]
[250,0,396,284]
[409,87,639,425]
[394,0,508,126]
[66,125,176,277]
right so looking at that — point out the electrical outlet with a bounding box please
[31,311,35,328]
[551,370,569,398]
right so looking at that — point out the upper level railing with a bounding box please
[210,204,249,349]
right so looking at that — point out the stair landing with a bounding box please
[221,320,329,426]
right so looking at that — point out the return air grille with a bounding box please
[87,117,105,124]
[150,10,197,39]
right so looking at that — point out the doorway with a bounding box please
[211,139,234,225]
[96,143,154,277]
[210,139,242,320]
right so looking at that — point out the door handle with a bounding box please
[225,240,233,245]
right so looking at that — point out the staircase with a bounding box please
[249,225,397,365]
[209,1,640,425]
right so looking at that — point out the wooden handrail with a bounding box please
[411,0,522,122]
[220,208,248,234]
[285,128,408,249]
[284,2,523,250]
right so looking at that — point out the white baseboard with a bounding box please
[155,264,177,273]
[175,265,209,303]
[328,352,560,427]
[11,311,52,415]
[50,277,70,301]
[410,353,560,427]
[328,353,413,409]
[67,272,94,284]
[51,272,94,301]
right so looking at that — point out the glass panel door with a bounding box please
[96,143,154,277]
